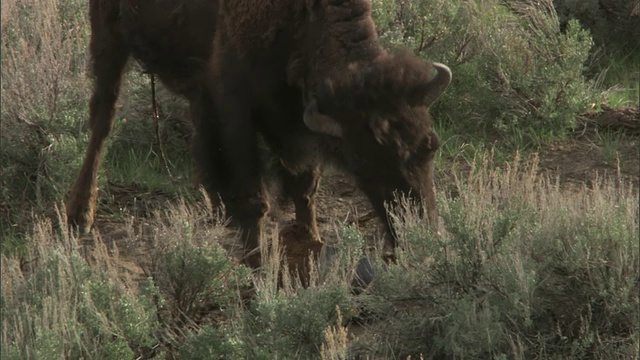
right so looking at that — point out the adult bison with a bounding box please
[67,0,452,268]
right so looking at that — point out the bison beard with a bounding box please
[67,0,452,269]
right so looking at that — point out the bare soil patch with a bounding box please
[542,105,639,189]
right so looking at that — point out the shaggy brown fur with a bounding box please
[206,0,452,267]
[66,0,452,269]
[217,1,306,51]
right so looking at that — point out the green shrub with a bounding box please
[244,286,356,359]
[187,221,364,359]
[357,152,639,358]
[1,219,162,359]
[148,202,251,325]
[176,300,351,360]
[153,239,250,323]
[177,324,245,359]
[372,0,596,145]
[0,0,90,244]
[552,0,640,104]
[553,0,640,59]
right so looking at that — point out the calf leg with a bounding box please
[66,29,129,233]
[281,165,323,243]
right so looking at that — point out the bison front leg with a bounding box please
[281,165,323,244]
[193,90,269,269]
[66,32,129,233]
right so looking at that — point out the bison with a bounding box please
[67,0,452,268]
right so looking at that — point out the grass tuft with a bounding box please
[1,208,162,359]
[356,150,639,358]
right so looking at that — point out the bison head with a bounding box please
[304,51,451,246]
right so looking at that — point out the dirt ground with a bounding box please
[84,106,639,285]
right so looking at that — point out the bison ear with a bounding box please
[424,62,452,107]
[303,99,343,137]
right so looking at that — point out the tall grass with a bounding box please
[0,0,193,255]
[0,209,162,359]
[357,151,639,358]
[1,0,90,240]
[3,151,636,359]
[0,198,361,358]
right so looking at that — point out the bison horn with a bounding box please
[303,99,343,137]
[425,62,452,107]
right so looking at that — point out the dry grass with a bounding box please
[2,149,637,358]
[356,151,639,358]
[1,0,16,30]
[1,0,89,125]
[0,207,159,359]
[1,0,91,242]
[1,0,637,358]
[320,306,350,360]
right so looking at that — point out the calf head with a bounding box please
[304,51,451,242]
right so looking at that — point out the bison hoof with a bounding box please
[66,208,94,235]
[351,256,376,294]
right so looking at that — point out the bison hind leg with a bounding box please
[66,22,130,234]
